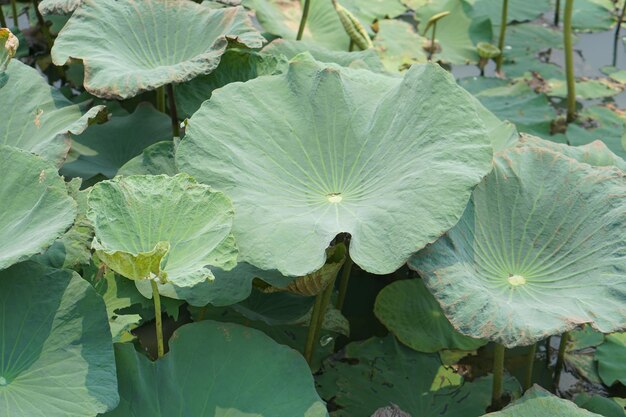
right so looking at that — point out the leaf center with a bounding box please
[507,274,526,286]
[327,193,342,203]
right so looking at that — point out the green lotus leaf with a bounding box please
[1,60,105,164]
[575,393,626,417]
[118,141,178,177]
[470,0,550,24]
[482,385,602,416]
[545,78,622,100]
[233,288,314,325]
[263,38,386,71]
[340,0,406,24]
[175,48,287,118]
[0,261,118,416]
[373,19,428,72]
[177,55,494,276]
[316,335,521,416]
[38,0,82,14]
[0,27,17,87]
[602,66,626,84]
[409,146,626,347]
[503,23,565,60]
[557,0,618,32]
[565,105,626,159]
[564,326,604,385]
[374,278,486,352]
[61,103,171,180]
[87,174,238,291]
[51,0,265,99]
[103,320,328,417]
[595,332,626,386]
[0,145,77,270]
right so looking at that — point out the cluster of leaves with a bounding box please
[1,0,625,416]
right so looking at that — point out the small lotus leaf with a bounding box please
[374,278,486,353]
[595,332,626,386]
[103,320,328,417]
[0,145,77,270]
[177,55,494,276]
[482,385,602,416]
[0,261,118,416]
[409,146,626,347]
[87,174,237,291]
[51,0,265,99]
[1,60,105,164]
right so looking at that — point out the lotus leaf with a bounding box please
[373,19,428,71]
[564,326,604,385]
[316,335,521,416]
[118,141,178,177]
[0,145,77,270]
[545,78,622,99]
[177,54,494,276]
[565,105,626,159]
[0,27,17,87]
[87,174,238,292]
[38,0,82,15]
[409,146,626,347]
[103,320,329,417]
[482,385,603,416]
[557,0,619,32]
[0,261,118,416]
[374,278,486,352]
[575,393,626,417]
[0,60,105,164]
[51,0,265,99]
[61,103,171,180]
[595,332,626,386]
[470,0,550,24]
[602,66,626,84]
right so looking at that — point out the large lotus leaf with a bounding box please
[61,103,171,180]
[482,385,602,416]
[470,0,550,24]
[38,0,82,14]
[136,261,296,307]
[177,55,494,276]
[409,146,626,347]
[595,332,626,386]
[175,48,287,118]
[503,23,565,60]
[373,19,428,72]
[575,394,626,417]
[1,60,105,164]
[565,105,626,159]
[0,261,118,416]
[415,0,491,65]
[263,38,386,71]
[316,335,521,416]
[87,174,238,290]
[0,145,77,270]
[374,278,486,352]
[557,0,619,32]
[51,0,265,99]
[545,78,622,99]
[0,27,17,87]
[118,141,178,177]
[340,0,406,23]
[103,320,328,417]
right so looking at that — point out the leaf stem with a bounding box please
[613,3,626,67]
[166,84,180,137]
[554,332,569,390]
[0,7,7,28]
[10,0,18,28]
[335,252,353,312]
[32,0,53,50]
[523,343,537,391]
[491,343,505,409]
[495,0,508,73]
[304,275,336,366]
[151,280,164,359]
[296,0,311,41]
[156,86,166,114]
[554,0,561,26]
[563,0,576,123]
[428,22,437,61]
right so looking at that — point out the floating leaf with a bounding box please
[177,55,494,276]
[545,78,622,99]
[410,146,626,347]
[471,0,551,24]
[1,60,105,164]
[565,105,626,159]
[51,0,265,99]
[595,332,626,386]
[0,261,118,416]
[0,145,77,270]
[374,278,486,353]
[557,0,619,32]
[575,393,626,417]
[373,19,428,71]
[102,321,328,417]
[87,174,237,293]
[118,141,178,177]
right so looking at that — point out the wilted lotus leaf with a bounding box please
[38,0,83,15]
[0,262,118,416]
[103,321,328,417]
[0,145,77,270]
[410,146,626,347]
[374,279,486,353]
[51,0,265,99]
[0,27,17,87]
[482,385,602,416]
[595,332,626,386]
[87,174,237,291]
[1,60,105,164]
[177,55,494,276]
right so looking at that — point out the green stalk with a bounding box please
[296,0,311,41]
[491,344,506,409]
[495,0,508,73]
[151,280,164,359]
[524,343,537,391]
[155,86,166,114]
[428,22,437,61]
[563,0,576,123]
[304,276,336,365]
[0,7,6,28]
[348,39,354,52]
[32,0,53,50]
[554,332,569,390]
[554,0,561,26]
[612,4,625,67]
[10,0,18,28]
[166,84,180,137]
[335,253,353,312]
